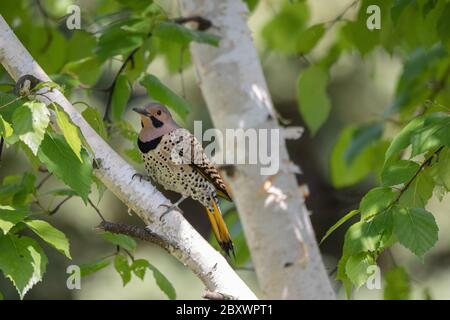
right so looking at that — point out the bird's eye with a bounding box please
[157,110,162,116]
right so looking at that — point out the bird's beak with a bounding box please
[133,107,148,116]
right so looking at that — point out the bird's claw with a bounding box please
[132,173,150,182]
[159,204,183,221]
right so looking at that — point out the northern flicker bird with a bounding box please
[133,103,234,257]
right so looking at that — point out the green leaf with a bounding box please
[12,104,33,135]
[131,258,149,280]
[296,65,331,134]
[0,93,24,122]
[0,173,36,206]
[330,127,375,187]
[345,253,376,288]
[336,254,353,298]
[148,263,176,300]
[360,187,397,219]
[50,74,80,97]
[262,1,309,54]
[125,40,154,81]
[296,24,325,54]
[80,258,111,277]
[393,206,438,257]
[63,57,102,86]
[381,160,419,186]
[114,254,132,286]
[343,221,381,255]
[0,234,48,299]
[421,0,439,18]
[153,22,220,47]
[386,45,447,116]
[101,231,136,252]
[385,116,425,161]
[0,206,28,234]
[25,219,71,259]
[94,19,145,61]
[81,106,108,140]
[364,207,394,247]
[154,36,191,74]
[26,27,68,74]
[67,30,97,62]
[341,21,378,56]
[116,0,154,10]
[0,115,14,142]
[399,169,434,207]
[384,267,410,300]
[344,123,384,165]
[12,102,50,155]
[52,104,83,161]
[140,74,190,119]
[429,147,450,190]
[437,3,450,49]
[391,0,416,24]
[112,74,132,122]
[411,116,450,156]
[38,134,92,203]
[321,209,360,244]
[340,0,392,56]
[244,0,259,12]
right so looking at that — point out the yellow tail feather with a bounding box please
[206,201,234,257]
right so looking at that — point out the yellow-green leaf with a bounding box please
[321,209,360,244]
[297,66,331,135]
[25,219,71,259]
[0,234,47,299]
[52,104,83,162]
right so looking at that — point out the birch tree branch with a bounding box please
[0,15,257,300]
[178,0,336,299]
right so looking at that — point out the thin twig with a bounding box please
[0,96,23,109]
[0,137,3,165]
[179,46,187,98]
[363,145,444,224]
[122,248,135,261]
[324,0,360,28]
[87,197,106,221]
[393,146,444,203]
[418,63,450,116]
[37,172,52,189]
[49,195,73,215]
[103,47,139,122]
[95,220,169,249]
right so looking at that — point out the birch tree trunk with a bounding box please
[179,0,336,299]
[0,15,256,300]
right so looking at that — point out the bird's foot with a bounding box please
[132,173,151,182]
[159,203,184,221]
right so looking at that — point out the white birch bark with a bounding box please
[0,15,256,300]
[178,0,336,299]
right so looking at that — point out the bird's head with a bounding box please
[133,103,179,141]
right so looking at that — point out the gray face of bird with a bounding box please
[133,103,179,141]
